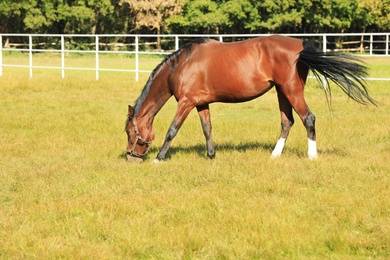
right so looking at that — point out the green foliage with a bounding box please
[0,0,389,35]
[254,0,305,32]
[299,0,358,32]
[358,0,390,31]
[0,0,131,34]
[167,0,390,34]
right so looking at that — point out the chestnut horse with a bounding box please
[125,35,375,163]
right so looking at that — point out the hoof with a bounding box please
[152,158,163,164]
[207,154,216,160]
[270,151,282,159]
[308,154,318,161]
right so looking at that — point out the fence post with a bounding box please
[0,35,2,77]
[95,35,99,80]
[29,35,33,77]
[322,34,327,89]
[386,34,389,56]
[61,35,65,78]
[175,35,179,50]
[322,34,327,52]
[135,35,139,82]
[370,34,373,55]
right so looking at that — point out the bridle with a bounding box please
[126,117,152,158]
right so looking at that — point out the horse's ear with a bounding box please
[128,105,134,117]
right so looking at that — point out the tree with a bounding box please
[248,0,306,33]
[298,0,358,33]
[0,0,389,38]
[167,0,309,34]
[219,0,258,33]
[120,0,187,48]
[356,0,390,32]
[99,0,132,34]
[0,0,133,34]
[167,0,225,34]
[0,1,29,33]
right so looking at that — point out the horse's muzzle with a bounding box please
[126,152,143,163]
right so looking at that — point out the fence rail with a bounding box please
[1,33,389,81]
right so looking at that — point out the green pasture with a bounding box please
[1,54,389,258]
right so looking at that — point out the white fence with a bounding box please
[1,33,389,81]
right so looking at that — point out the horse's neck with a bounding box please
[136,81,171,130]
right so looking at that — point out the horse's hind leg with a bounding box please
[271,87,295,158]
[197,104,215,159]
[305,111,317,160]
[276,83,318,160]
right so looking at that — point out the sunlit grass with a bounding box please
[0,55,389,258]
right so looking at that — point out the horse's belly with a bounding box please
[212,80,273,103]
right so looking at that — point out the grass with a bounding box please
[0,54,389,258]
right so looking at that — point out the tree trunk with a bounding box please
[157,26,161,50]
[360,27,366,53]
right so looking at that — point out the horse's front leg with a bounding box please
[154,102,193,163]
[197,104,215,159]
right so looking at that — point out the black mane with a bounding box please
[132,38,209,116]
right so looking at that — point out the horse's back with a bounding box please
[188,35,305,76]
[259,35,304,50]
[198,35,304,55]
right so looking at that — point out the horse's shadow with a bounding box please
[120,141,347,160]
[147,141,275,160]
[119,141,273,160]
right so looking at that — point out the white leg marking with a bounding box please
[271,138,286,158]
[152,158,162,164]
[308,138,318,160]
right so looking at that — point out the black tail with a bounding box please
[298,42,377,105]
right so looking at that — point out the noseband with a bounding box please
[126,117,152,158]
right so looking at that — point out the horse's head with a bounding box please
[125,105,152,163]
